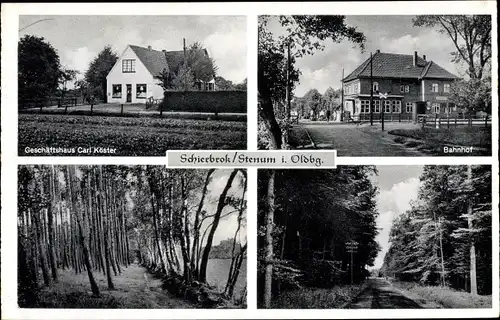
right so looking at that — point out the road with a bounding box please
[300,123,424,156]
[346,278,422,309]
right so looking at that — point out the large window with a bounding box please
[432,102,441,113]
[392,100,401,113]
[122,59,136,73]
[444,83,450,93]
[431,83,439,93]
[136,84,147,98]
[406,102,413,113]
[384,100,391,113]
[360,100,370,113]
[373,100,381,113]
[112,84,122,98]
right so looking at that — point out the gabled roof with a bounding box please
[343,51,459,82]
[129,45,169,77]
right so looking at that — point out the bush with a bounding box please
[161,91,246,113]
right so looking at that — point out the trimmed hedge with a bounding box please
[161,90,247,113]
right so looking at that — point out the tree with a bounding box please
[18,35,62,105]
[413,15,491,80]
[303,89,322,118]
[59,68,79,100]
[158,42,218,91]
[84,45,118,102]
[450,77,491,114]
[258,15,365,150]
[234,78,247,91]
[215,76,235,90]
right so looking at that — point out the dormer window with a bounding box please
[122,59,136,73]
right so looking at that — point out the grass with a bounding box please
[288,126,315,149]
[388,126,491,156]
[18,114,247,156]
[391,280,492,309]
[270,283,367,309]
[20,265,195,308]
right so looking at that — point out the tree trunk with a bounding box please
[259,96,282,149]
[199,169,239,282]
[263,170,275,308]
[467,165,478,295]
[99,167,115,290]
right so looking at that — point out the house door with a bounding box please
[126,84,132,102]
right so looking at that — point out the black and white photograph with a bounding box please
[257,166,493,309]
[258,15,492,156]
[18,166,247,308]
[18,15,247,156]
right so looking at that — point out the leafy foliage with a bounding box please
[381,165,492,295]
[18,35,62,104]
[84,46,118,101]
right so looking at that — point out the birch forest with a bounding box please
[17,166,247,308]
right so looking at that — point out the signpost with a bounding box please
[378,92,389,131]
[346,240,359,285]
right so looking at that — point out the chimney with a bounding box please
[413,51,418,66]
[162,49,166,53]
[423,54,426,61]
[376,49,380,53]
[148,45,152,51]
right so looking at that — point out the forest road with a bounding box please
[104,263,195,308]
[346,278,422,309]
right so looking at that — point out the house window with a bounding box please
[136,84,147,98]
[384,100,391,113]
[373,100,381,113]
[406,102,413,113]
[112,84,122,98]
[432,83,439,93]
[444,83,450,93]
[392,100,401,113]
[400,85,405,93]
[404,85,410,93]
[354,83,359,94]
[355,100,361,114]
[360,100,370,113]
[432,102,441,113]
[122,59,136,73]
[373,82,379,93]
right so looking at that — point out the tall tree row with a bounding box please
[18,165,132,305]
[381,165,492,295]
[18,166,247,306]
[257,167,380,307]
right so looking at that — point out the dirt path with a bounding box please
[301,123,423,156]
[103,264,195,308]
[346,278,422,309]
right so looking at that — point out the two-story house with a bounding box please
[342,50,460,122]
[106,45,215,104]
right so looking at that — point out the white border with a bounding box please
[1,1,499,319]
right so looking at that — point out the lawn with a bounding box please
[18,114,247,156]
[388,126,491,156]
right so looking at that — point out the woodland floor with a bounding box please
[26,264,196,308]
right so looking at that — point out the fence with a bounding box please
[419,113,491,129]
[19,96,82,110]
[160,90,247,114]
[357,113,413,123]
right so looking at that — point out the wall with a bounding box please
[161,91,247,113]
[106,46,160,104]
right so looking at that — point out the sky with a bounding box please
[19,15,247,84]
[264,15,466,97]
[369,165,424,270]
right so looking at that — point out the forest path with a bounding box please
[346,278,422,309]
[102,263,195,308]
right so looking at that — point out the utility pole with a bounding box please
[341,69,344,122]
[370,52,374,126]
